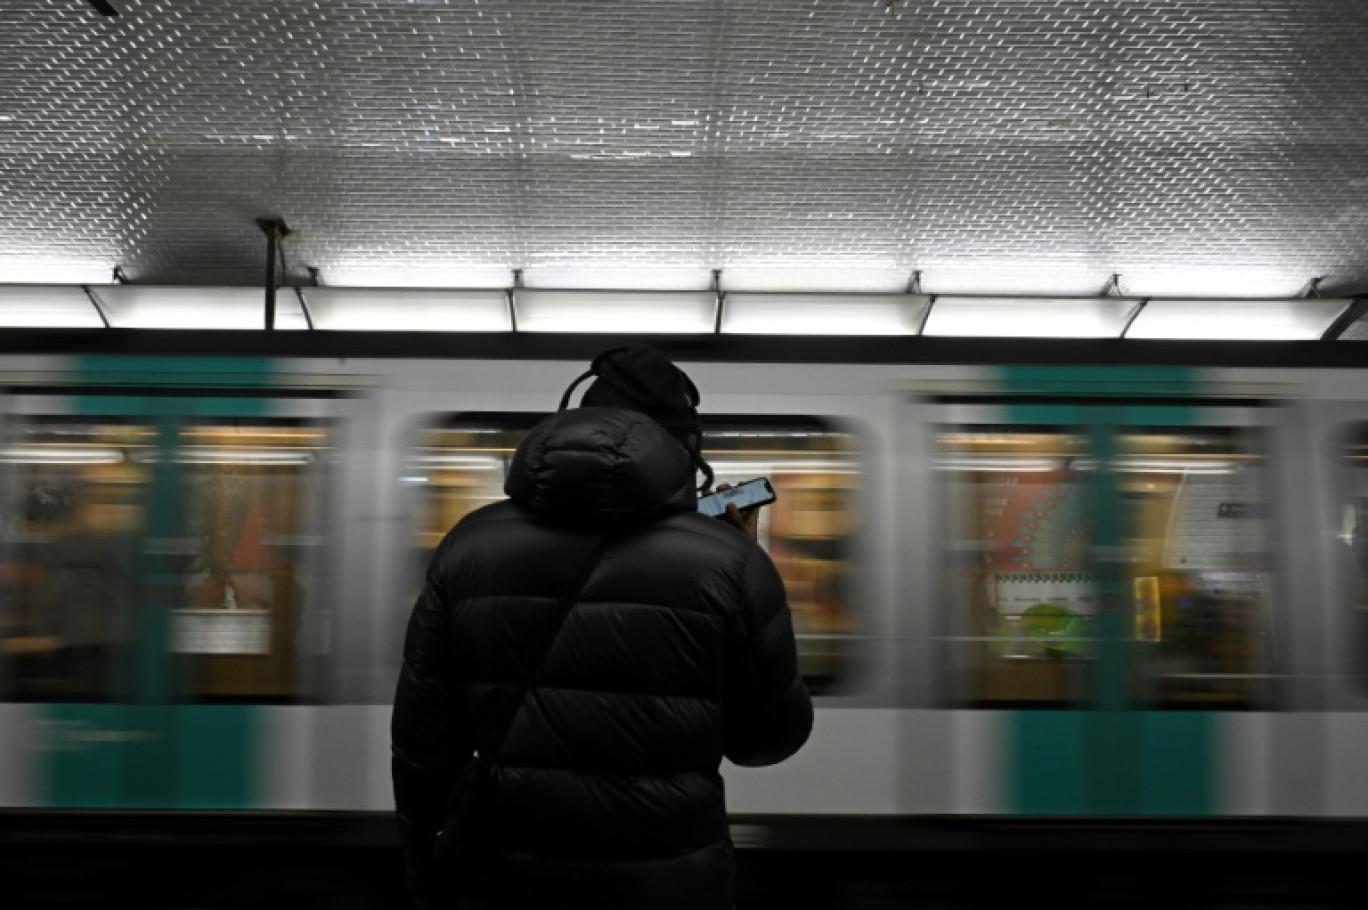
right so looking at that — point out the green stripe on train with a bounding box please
[36,356,277,810]
[76,356,276,388]
[1001,366,1198,426]
[1000,366,1199,399]
[1009,710,1215,815]
[996,366,1215,815]
[42,704,256,809]
[76,356,276,418]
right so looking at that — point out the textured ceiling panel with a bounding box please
[2,0,1368,305]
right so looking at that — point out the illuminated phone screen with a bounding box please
[697,478,775,517]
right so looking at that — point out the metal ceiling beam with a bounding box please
[81,285,111,328]
[711,269,724,334]
[1,329,1363,370]
[293,287,315,330]
[1321,297,1368,341]
[1119,300,1149,338]
[507,269,522,333]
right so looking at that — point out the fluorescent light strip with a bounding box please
[322,264,512,289]
[303,288,511,332]
[2,283,1357,341]
[97,286,308,330]
[514,289,716,333]
[1125,299,1349,341]
[934,456,1243,474]
[721,293,928,335]
[1072,458,1243,474]
[708,460,861,474]
[0,285,105,328]
[934,457,1062,472]
[134,449,315,465]
[0,446,126,464]
[409,454,505,471]
[922,297,1139,338]
[709,431,848,439]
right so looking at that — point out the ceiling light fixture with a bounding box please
[304,288,510,332]
[721,292,928,335]
[96,286,309,330]
[1125,298,1350,341]
[513,289,717,333]
[0,280,1362,341]
[921,296,1139,338]
[0,285,105,328]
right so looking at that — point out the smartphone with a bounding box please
[697,477,777,518]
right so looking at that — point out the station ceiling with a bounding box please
[2,0,1368,338]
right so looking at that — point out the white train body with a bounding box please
[2,346,1367,850]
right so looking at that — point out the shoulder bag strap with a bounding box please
[482,532,613,762]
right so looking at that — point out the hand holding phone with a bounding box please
[698,477,776,540]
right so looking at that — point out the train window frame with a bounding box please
[401,411,869,697]
[167,414,339,707]
[1338,422,1368,693]
[1117,422,1278,711]
[0,412,339,707]
[931,421,1094,710]
[0,414,154,704]
[932,416,1278,712]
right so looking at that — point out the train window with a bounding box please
[938,428,1096,707]
[0,417,332,704]
[1116,428,1274,708]
[702,421,861,692]
[0,418,153,701]
[406,415,861,693]
[168,420,333,702]
[409,424,515,556]
[938,425,1274,709]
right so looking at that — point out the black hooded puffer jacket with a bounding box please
[392,407,813,910]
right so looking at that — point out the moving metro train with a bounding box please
[2,331,1368,878]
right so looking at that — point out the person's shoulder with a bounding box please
[656,509,763,555]
[455,499,520,527]
[430,499,523,549]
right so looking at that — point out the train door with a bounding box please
[1295,397,1368,708]
[1280,394,1368,820]
[0,357,339,810]
[924,369,1279,816]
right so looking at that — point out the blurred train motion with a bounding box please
[3,340,1368,904]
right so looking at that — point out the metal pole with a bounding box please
[257,218,290,330]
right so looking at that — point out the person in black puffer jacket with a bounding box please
[392,344,813,910]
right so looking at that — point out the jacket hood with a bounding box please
[505,407,698,524]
